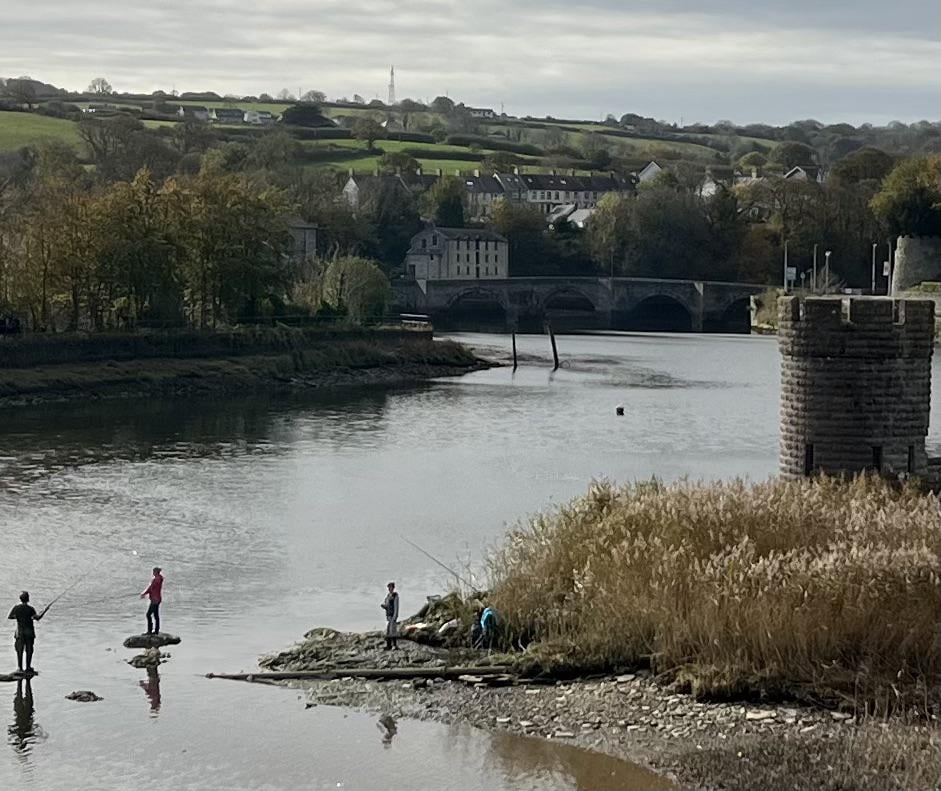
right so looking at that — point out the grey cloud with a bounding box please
[1,0,938,123]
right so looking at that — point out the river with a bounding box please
[0,331,938,791]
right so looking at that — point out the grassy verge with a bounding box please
[488,476,940,712]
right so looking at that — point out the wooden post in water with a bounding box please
[511,332,518,370]
[546,324,559,371]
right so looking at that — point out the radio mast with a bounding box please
[388,66,396,105]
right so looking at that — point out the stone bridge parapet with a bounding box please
[392,277,766,332]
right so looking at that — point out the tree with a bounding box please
[431,96,455,115]
[871,156,941,237]
[322,256,390,319]
[360,180,420,268]
[770,142,816,170]
[352,94,365,105]
[399,99,425,113]
[378,151,419,175]
[280,103,332,127]
[352,118,386,151]
[88,77,113,95]
[3,78,37,110]
[480,152,518,174]
[300,90,326,103]
[491,200,553,276]
[423,176,465,227]
[831,147,894,185]
[277,89,295,101]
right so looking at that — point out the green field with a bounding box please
[0,111,82,150]
[0,104,727,175]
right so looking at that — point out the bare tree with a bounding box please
[88,77,113,95]
[277,89,296,101]
[301,90,326,103]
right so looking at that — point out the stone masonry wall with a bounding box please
[779,296,935,479]
[891,235,941,294]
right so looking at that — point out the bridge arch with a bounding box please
[439,288,508,331]
[719,296,753,333]
[622,295,694,332]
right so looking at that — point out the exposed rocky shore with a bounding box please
[251,621,940,791]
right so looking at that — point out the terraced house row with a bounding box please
[342,168,636,221]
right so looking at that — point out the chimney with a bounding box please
[513,166,519,175]
[348,168,354,177]
[436,168,442,177]
[417,167,422,176]
[395,167,401,176]
[474,169,480,178]
[751,167,758,179]
[570,169,576,176]
[373,167,379,176]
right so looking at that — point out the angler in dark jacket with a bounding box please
[381,582,399,650]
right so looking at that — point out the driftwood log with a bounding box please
[206,666,514,682]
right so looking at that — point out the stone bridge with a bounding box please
[391,277,767,332]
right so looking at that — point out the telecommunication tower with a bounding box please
[388,66,396,105]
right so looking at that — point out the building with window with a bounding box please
[405,228,509,282]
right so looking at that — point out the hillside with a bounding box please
[1,84,939,180]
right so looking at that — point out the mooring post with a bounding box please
[511,331,518,370]
[546,324,559,371]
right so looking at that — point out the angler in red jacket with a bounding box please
[140,567,164,635]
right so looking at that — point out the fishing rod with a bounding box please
[398,534,476,590]
[38,572,91,617]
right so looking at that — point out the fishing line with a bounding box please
[398,534,476,590]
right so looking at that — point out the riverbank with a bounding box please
[0,327,488,407]
[243,627,939,791]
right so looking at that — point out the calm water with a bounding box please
[0,332,938,790]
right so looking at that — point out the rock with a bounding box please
[458,675,484,685]
[830,711,853,721]
[123,633,181,649]
[615,674,636,684]
[745,710,776,721]
[518,720,535,729]
[127,648,167,668]
[436,619,459,637]
[495,717,511,725]
[411,678,429,690]
[553,731,576,739]
[525,688,541,696]
[66,690,102,702]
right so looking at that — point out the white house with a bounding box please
[467,107,497,119]
[244,110,276,125]
[636,161,664,184]
[405,228,509,282]
[177,105,210,122]
[210,107,245,124]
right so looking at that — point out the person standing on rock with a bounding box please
[381,582,399,650]
[140,567,164,635]
[8,592,44,675]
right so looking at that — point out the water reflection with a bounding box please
[139,668,162,716]
[377,713,397,748]
[8,679,44,761]
[487,729,673,791]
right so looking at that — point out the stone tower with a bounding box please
[779,296,935,479]
[388,66,396,106]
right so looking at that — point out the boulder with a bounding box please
[123,633,181,649]
[66,690,102,702]
[127,648,168,668]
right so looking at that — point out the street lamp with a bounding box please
[812,244,818,293]
[871,243,878,295]
[824,251,832,292]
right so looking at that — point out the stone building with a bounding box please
[778,296,937,481]
[405,228,509,282]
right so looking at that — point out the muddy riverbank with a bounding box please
[244,626,940,791]
[0,335,489,408]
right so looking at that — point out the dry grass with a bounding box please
[489,476,941,710]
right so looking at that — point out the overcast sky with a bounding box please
[3,0,939,125]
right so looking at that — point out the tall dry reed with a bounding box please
[488,476,940,708]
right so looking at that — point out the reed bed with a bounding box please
[488,476,940,709]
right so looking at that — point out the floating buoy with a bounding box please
[615,405,625,416]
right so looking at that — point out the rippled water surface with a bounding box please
[1,331,938,790]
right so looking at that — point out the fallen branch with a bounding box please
[206,665,514,682]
